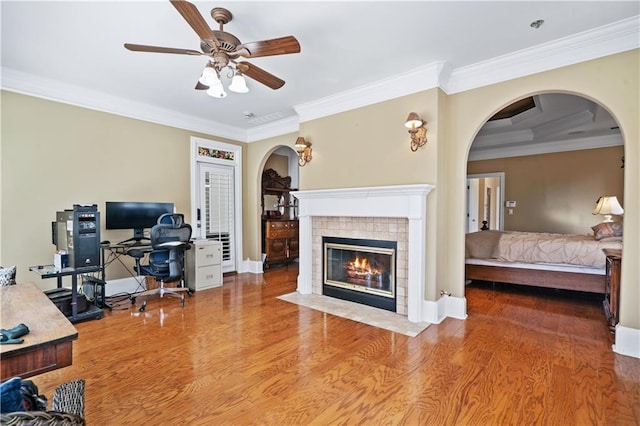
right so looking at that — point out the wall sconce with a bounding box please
[592,195,624,222]
[294,137,312,166]
[404,112,427,151]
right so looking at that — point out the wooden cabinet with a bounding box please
[261,168,298,268]
[186,239,223,291]
[263,219,298,267]
[603,248,622,333]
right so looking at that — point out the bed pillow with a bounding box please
[465,230,502,259]
[592,222,623,241]
[0,266,17,286]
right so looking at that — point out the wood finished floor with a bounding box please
[31,265,640,425]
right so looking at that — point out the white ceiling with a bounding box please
[1,1,639,147]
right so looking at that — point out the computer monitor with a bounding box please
[105,201,174,242]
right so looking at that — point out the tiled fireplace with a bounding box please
[293,185,434,323]
[320,223,404,313]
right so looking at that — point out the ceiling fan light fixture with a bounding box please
[229,73,249,93]
[199,65,219,86]
[206,82,227,98]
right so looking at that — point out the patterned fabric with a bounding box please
[51,380,85,418]
[496,231,622,269]
[0,379,85,425]
[592,222,623,240]
[0,266,17,286]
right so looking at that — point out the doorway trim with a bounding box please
[466,172,505,232]
[190,136,243,273]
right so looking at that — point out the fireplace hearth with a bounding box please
[323,236,396,312]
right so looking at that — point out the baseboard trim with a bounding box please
[613,325,640,359]
[104,276,145,296]
[241,259,264,274]
[423,295,467,324]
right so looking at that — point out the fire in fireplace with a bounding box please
[323,236,396,312]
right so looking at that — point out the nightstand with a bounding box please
[602,248,622,333]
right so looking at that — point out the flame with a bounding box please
[349,256,380,275]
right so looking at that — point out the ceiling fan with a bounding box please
[124,0,300,98]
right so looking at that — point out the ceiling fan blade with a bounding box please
[239,36,301,58]
[236,62,285,90]
[124,43,203,56]
[195,81,208,90]
[170,0,220,48]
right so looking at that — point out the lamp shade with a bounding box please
[294,137,308,153]
[592,196,624,216]
[206,82,227,98]
[229,74,249,93]
[405,112,423,129]
[199,66,219,87]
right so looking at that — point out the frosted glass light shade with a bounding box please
[229,74,249,93]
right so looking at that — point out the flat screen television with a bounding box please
[105,201,174,242]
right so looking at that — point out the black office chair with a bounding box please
[132,213,192,312]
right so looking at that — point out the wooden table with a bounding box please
[0,282,78,381]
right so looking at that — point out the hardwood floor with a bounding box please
[31,265,639,425]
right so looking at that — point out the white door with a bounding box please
[198,163,236,272]
[466,178,479,233]
[467,172,506,232]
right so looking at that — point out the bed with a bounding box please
[465,226,623,293]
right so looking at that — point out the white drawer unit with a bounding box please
[186,239,223,291]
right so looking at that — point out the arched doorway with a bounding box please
[259,146,300,269]
[464,92,625,298]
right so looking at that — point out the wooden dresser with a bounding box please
[263,219,299,267]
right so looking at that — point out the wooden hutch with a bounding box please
[261,169,299,268]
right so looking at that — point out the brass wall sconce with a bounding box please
[404,112,427,151]
[294,137,312,166]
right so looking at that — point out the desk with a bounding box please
[100,241,152,288]
[30,265,103,323]
[0,282,79,381]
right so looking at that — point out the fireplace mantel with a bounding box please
[293,184,435,323]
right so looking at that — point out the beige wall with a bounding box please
[243,133,298,261]
[2,49,638,332]
[468,146,624,234]
[247,50,638,330]
[263,153,289,178]
[0,91,243,286]
[445,50,638,329]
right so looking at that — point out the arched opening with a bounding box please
[259,146,300,269]
[463,92,625,312]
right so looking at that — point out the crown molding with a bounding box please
[294,61,449,123]
[532,109,594,140]
[246,115,299,142]
[444,16,639,94]
[468,134,623,162]
[1,16,637,144]
[0,67,246,142]
[473,129,534,148]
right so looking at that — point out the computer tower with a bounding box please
[53,205,101,268]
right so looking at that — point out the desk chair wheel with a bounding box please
[139,301,147,312]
